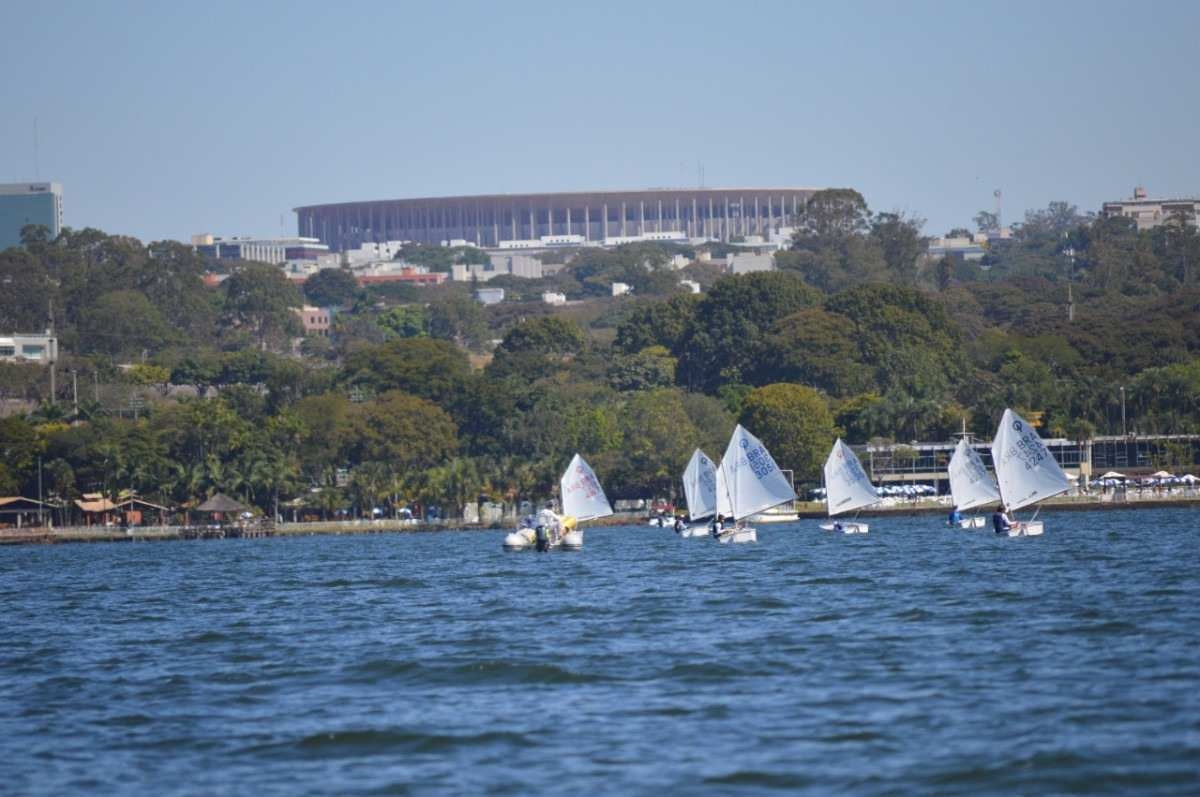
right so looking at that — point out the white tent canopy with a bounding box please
[1099,471,1127,480]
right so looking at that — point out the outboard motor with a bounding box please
[535,525,550,552]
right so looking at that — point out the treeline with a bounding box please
[2,188,1199,518]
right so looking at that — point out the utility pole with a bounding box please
[72,370,78,420]
[37,456,44,528]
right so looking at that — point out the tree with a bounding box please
[78,290,175,359]
[611,388,697,497]
[870,211,927,285]
[0,248,55,332]
[675,271,822,392]
[347,390,458,474]
[341,338,472,406]
[974,210,999,233]
[427,292,488,350]
[488,317,587,383]
[738,383,834,484]
[759,307,874,397]
[303,268,360,307]
[220,262,303,349]
[612,294,700,354]
[607,346,676,392]
[376,305,429,338]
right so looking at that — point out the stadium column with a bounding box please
[658,199,663,233]
[639,200,645,236]
[584,205,590,241]
[675,198,681,235]
[566,206,571,236]
[621,202,627,237]
[603,203,608,240]
[529,208,535,241]
[692,197,697,238]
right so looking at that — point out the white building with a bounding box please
[680,279,701,294]
[1102,186,1200,231]
[191,234,329,265]
[611,282,631,297]
[452,254,544,282]
[475,287,505,305]
[542,292,567,305]
[728,252,775,274]
[0,332,57,364]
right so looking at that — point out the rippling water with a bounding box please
[2,508,1198,795]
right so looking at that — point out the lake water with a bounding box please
[2,508,1198,795]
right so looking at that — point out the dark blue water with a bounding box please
[2,508,1198,795]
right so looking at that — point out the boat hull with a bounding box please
[821,521,869,534]
[747,511,799,524]
[503,528,536,550]
[1002,520,1044,537]
[955,516,987,529]
[717,526,757,544]
[679,525,708,538]
[560,530,584,550]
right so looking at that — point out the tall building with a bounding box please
[190,233,329,265]
[0,182,63,250]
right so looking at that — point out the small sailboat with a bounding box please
[820,438,878,534]
[679,449,718,538]
[557,453,613,549]
[714,425,796,544]
[989,408,1070,537]
[502,454,612,551]
[947,437,1001,528]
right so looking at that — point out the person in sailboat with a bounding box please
[948,506,963,526]
[992,508,1013,535]
[711,513,725,537]
[673,515,685,534]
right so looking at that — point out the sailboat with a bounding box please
[679,449,718,538]
[820,438,878,534]
[502,454,612,551]
[714,425,796,544]
[947,437,1001,528]
[990,409,1070,537]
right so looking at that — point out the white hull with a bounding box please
[503,528,536,550]
[679,525,709,538]
[560,530,584,550]
[821,521,869,534]
[1002,520,1043,537]
[747,511,799,524]
[955,516,987,529]
[717,526,757,544]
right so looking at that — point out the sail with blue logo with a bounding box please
[823,438,879,517]
[682,449,718,521]
[948,437,1002,511]
[720,425,797,521]
[990,409,1070,512]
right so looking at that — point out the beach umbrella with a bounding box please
[1181,474,1199,483]
[1099,471,1127,480]
[1151,470,1172,478]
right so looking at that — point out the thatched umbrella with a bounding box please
[196,492,250,522]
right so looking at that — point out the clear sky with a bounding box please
[2,0,1197,242]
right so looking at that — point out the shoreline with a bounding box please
[2,496,1196,546]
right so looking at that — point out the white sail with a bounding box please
[948,437,1002,511]
[682,449,718,521]
[720,425,797,521]
[560,454,613,521]
[990,409,1071,512]
[823,438,878,517]
[714,457,733,519]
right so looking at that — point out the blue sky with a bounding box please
[2,0,1197,242]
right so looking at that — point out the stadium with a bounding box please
[295,187,818,251]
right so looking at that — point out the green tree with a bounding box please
[870,211,927,285]
[78,290,175,359]
[303,268,360,307]
[612,294,700,354]
[376,304,429,338]
[220,262,303,349]
[675,271,822,392]
[738,383,835,484]
[341,338,472,406]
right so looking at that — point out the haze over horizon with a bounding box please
[2,0,1197,243]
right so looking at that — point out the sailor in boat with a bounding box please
[832,520,843,533]
[710,513,725,538]
[948,506,963,526]
[992,508,1013,535]
[673,515,685,534]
